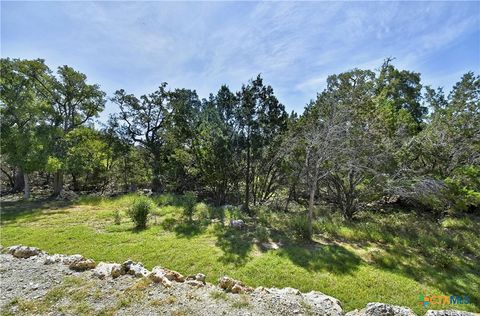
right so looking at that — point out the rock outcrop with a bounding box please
[304,291,344,316]
[121,259,149,277]
[346,302,416,316]
[8,245,41,258]
[93,262,123,279]
[69,258,96,271]
[218,275,253,294]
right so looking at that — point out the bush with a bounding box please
[113,210,121,225]
[195,202,210,222]
[183,191,197,221]
[208,206,225,222]
[255,226,270,242]
[154,193,177,206]
[127,197,153,229]
[445,173,480,214]
[289,215,311,240]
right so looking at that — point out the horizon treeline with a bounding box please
[1,57,478,235]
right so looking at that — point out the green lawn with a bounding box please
[1,193,478,315]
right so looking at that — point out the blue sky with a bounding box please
[2,1,479,120]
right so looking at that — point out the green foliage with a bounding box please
[2,195,480,315]
[127,197,153,229]
[113,210,121,225]
[182,191,197,221]
[288,215,311,240]
[64,127,111,190]
[254,226,270,242]
[194,202,210,222]
[445,174,480,213]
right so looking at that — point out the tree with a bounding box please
[0,58,51,198]
[193,88,240,205]
[112,84,200,193]
[300,97,346,237]
[296,69,388,231]
[161,88,201,193]
[64,127,111,191]
[404,72,480,213]
[236,75,288,212]
[376,59,426,130]
[23,64,106,195]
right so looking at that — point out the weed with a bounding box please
[231,295,250,309]
[210,290,228,301]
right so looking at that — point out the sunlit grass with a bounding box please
[1,194,478,314]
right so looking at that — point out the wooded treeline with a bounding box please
[1,58,479,236]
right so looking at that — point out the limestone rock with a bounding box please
[186,280,204,287]
[44,254,65,265]
[270,287,301,296]
[346,303,416,316]
[230,219,245,229]
[187,273,206,283]
[148,269,172,287]
[8,245,41,259]
[303,291,343,316]
[218,276,252,294]
[69,258,96,271]
[93,262,123,279]
[149,266,184,282]
[62,254,85,265]
[195,273,206,283]
[121,260,149,277]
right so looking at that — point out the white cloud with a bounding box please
[2,1,478,116]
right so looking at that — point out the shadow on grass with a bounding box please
[160,217,207,239]
[371,241,480,308]
[0,198,74,224]
[318,211,480,309]
[214,226,254,266]
[279,242,362,274]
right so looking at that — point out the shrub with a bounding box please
[161,217,177,231]
[255,226,270,242]
[195,202,210,222]
[127,197,153,229]
[445,174,480,214]
[183,191,197,221]
[113,210,121,225]
[154,193,177,206]
[208,206,225,222]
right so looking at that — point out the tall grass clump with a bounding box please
[127,197,153,229]
[289,215,311,240]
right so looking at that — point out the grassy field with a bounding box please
[1,193,479,314]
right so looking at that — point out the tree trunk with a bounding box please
[307,181,317,240]
[53,170,64,196]
[23,173,30,199]
[151,160,163,193]
[71,174,81,191]
[13,168,25,192]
